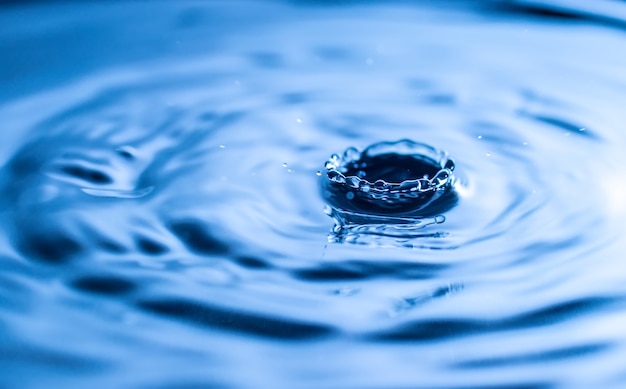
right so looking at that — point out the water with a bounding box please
[321,139,458,237]
[2,1,626,387]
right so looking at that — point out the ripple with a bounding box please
[70,275,137,295]
[136,298,338,340]
[368,297,618,342]
[2,1,626,388]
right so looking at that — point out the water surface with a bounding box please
[2,1,626,388]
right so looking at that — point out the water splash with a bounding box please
[321,140,459,240]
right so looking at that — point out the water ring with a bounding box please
[321,139,459,225]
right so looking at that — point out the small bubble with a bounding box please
[316,171,322,176]
[485,152,492,157]
[219,144,226,149]
[477,135,483,140]
[296,117,303,124]
[282,163,288,168]
[522,142,528,146]
[346,192,355,200]
[287,169,293,173]
[579,128,586,132]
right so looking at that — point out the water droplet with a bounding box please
[434,215,446,223]
[282,163,288,168]
[433,170,451,185]
[326,154,340,169]
[346,192,355,200]
[316,171,322,176]
[398,179,420,192]
[417,178,430,189]
[342,147,360,162]
[346,176,360,188]
[374,179,387,188]
[327,170,345,184]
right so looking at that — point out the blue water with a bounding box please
[2,1,626,387]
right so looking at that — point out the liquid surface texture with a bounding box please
[2,1,626,388]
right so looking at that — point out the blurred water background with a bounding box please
[2,0,626,388]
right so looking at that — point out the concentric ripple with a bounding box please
[2,1,626,389]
